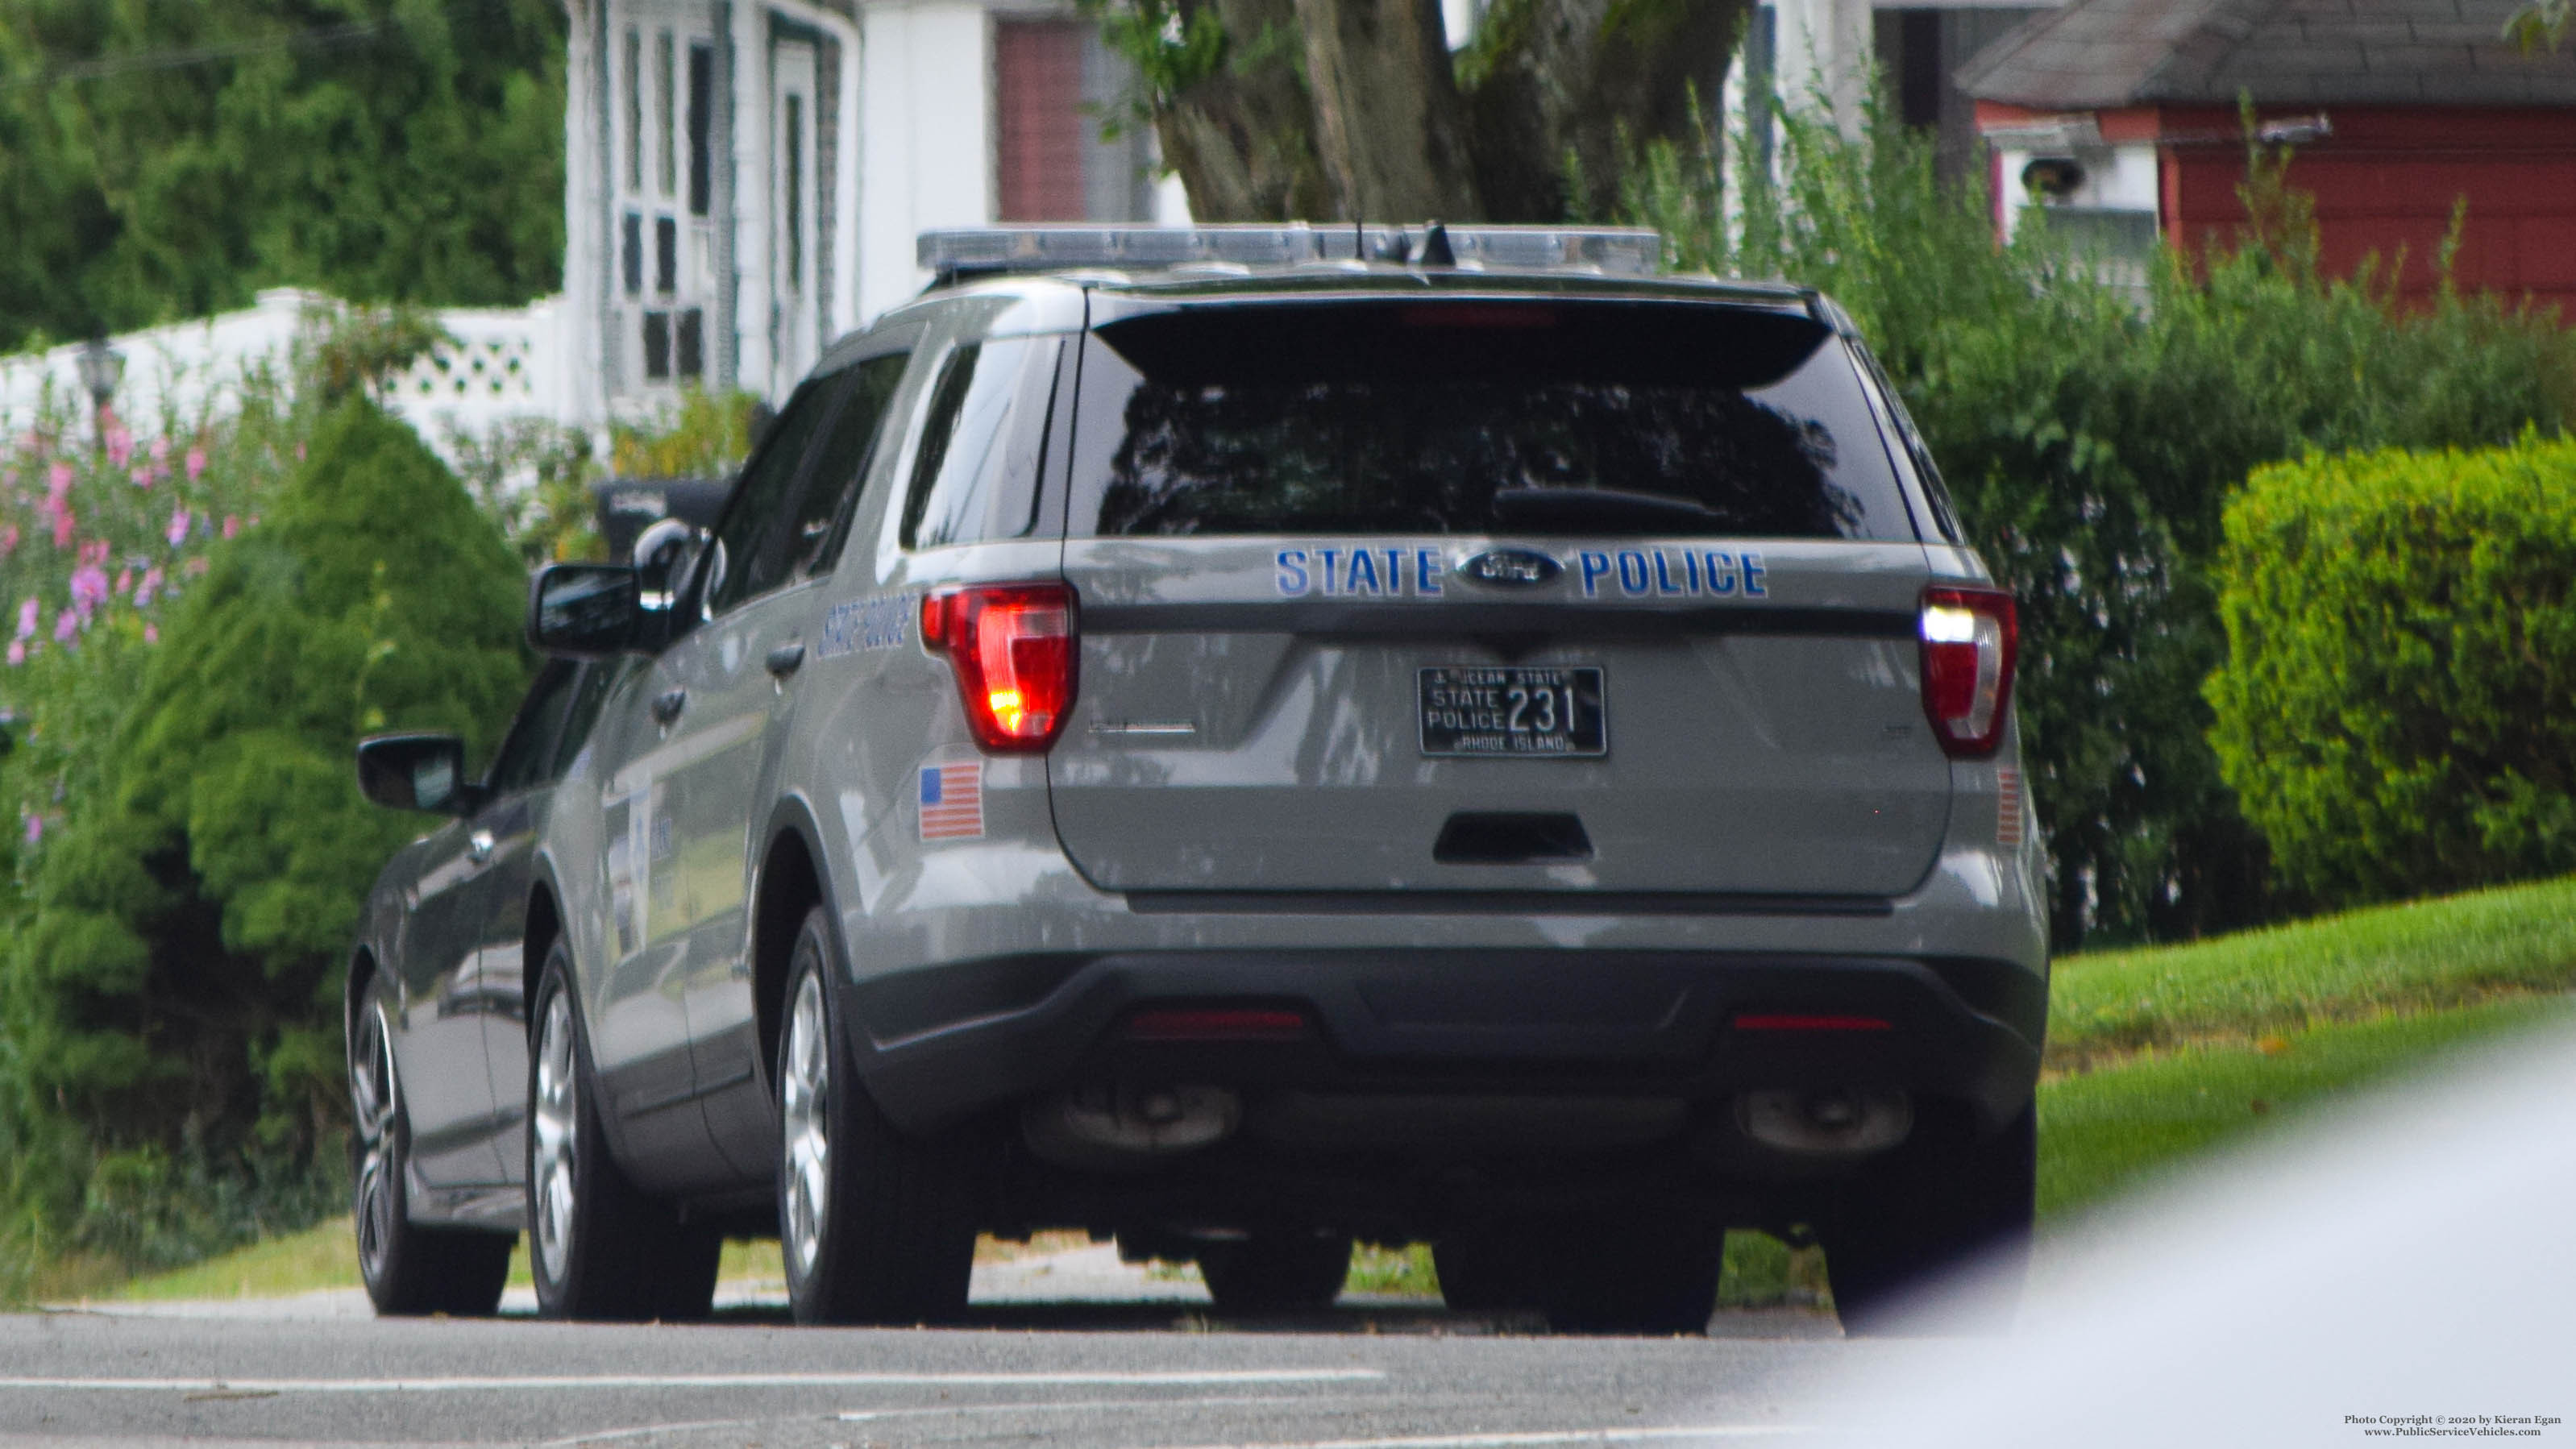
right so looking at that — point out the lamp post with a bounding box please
[74,337,125,450]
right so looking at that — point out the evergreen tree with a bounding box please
[6,400,526,1257]
[0,0,563,351]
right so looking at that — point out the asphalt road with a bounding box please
[0,1299,1876,1449]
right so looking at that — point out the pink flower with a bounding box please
[20,813,39,845]
[114,568,132,596]
[52,608,77,643]
[143,624,157,644]
[185,446,207,482]
[105,425,132,467]
[46,460,72,497]
[15,598,35,640]
[149,436,168,463]
[131,467,152,489]
[135,566,162,608]
[166,508,190,548]
[50,507,73,549]
[81,539,107,566]
[222,515,239,540]
[0,523,16,557]
[4,641,21,667]
[69,564,108,617]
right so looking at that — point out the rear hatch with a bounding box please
[1048,291,1947,899]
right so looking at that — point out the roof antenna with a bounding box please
[1419,221,1456,268]
[1353,216,1363,262]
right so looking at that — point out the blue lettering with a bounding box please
[1382,549,1406,595]
[1685,550,1701,593]
[1315,547,1342,596]
[1743,551,1768,596]
[1578,550,1612,597]
[1616,550,1650,596]
[1652,550,1686,596]
[1703,550,1736,596]
[1348,547,1381,595]
[1415,548,1444,595]
[1276,549,1311,596]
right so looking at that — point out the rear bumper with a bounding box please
[850,947,2043,1136]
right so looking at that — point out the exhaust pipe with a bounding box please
[1023,1083,1241,1172]
[1733,1087,1913,1156]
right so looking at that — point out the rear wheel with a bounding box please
[778,907,977,1325]
[1529,1214,1722,1336]
[527,942,720,1322]
[348,972,511,1317]
[1434,1226,1543,1314]
[1195,1231,1352,1313]
[1824,1101,2036,1336]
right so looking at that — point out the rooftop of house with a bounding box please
[1956,0,2576,110]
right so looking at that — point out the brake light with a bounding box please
[1124,1007,1310,1042]
[1919,585,2017,758]
[920,583,1078,752]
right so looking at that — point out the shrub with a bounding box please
[2,398,527,1273]
[2208,434,2576,904]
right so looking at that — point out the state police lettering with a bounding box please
[1275,547,1446,597]
[1577,547,1766,598]
[816,594,914,658]
[1273,545,1767,599]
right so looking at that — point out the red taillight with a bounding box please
[920,582,1078,753]
[1919,585,2017,758]
[1124,1007,1311,1042]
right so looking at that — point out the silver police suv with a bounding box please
[351,224,2046,1335]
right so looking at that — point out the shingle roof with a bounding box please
[1956,0,2576,109]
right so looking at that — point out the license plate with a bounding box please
[1418,666,1607,758]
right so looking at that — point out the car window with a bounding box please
[1066,300,1915,542]
[787,351,911,579]
[550,657,631,778]
[897,336,1059,550]
[701,375,841,614]
[487,660,584,795]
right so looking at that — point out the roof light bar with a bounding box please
[918,224,1664,282]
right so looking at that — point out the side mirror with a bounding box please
[357,733,476,814]
[529,563,642,657]
[629,517,706,612]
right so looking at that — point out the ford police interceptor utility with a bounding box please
[347,222,2046,1335]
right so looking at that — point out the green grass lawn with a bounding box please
[81,874,2576,1309]
[2046,874,2576,1066]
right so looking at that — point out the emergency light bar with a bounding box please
[918,223,1664,283]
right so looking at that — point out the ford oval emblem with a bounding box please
[1458,548,1561,588]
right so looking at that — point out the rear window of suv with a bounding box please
[1066,297,1917,541]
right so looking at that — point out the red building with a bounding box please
[1958,0,2576,313]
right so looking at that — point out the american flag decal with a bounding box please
[919,762,985,841]
[1996,766,2024,846]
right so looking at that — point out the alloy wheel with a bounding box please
[350,1000,400,1284]
[780,969,832,1280]
[532,986,580,1286]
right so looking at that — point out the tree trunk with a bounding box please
[1103,0,1742,225]
[1467,0,1743,221]
[1149,0,1332,221]
[1294,0,1483,220]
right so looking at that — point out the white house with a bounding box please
[559,0,1181,426]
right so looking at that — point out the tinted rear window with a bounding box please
[1066,299,1916,541]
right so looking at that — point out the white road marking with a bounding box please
[1135,1428,1813,1449]
[0,1369,1384,1394]
[838,1393,1324,1422]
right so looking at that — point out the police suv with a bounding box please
[353,224,2046,1335]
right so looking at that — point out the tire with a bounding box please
[1434,1227,1542,1314]
[1824,1101,2036,1337]
[1526,1214,1722,1336]
[777,906,977,1326]
[348,971,512,1317]
[1195,1231,1352,1313]
[526,941,721,1322]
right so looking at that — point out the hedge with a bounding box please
[2208,434,2576,905]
